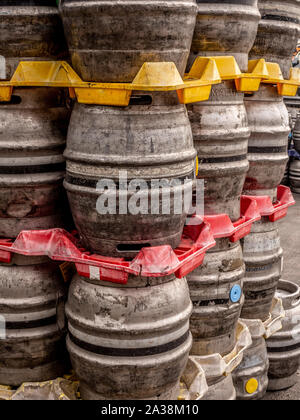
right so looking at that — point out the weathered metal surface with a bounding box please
[293,112,300,153]
[267,280,300,391]
[187,238,244,356]
[188,0,260,72]
[0,88,70,238]
[243,85,289,201]
[250,0,300,79]
[281,162,290,187]
[0,1,67,80]
[241,218,283,321]
[187,81,250,221]
[66,273,193,400]
[284,96,300,130]
[233,325,269,400]
[202,374,236,400]
[289,158,300,194]
[0,254,67,387]
[59,0,197,82]
[64,94,196,257]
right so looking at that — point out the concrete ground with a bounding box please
[262,193,300,400]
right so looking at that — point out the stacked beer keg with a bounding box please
[233,0,300,400]
[0,1,69,387]
[185,0,261,400]
[59,0,199,400]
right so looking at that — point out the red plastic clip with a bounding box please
[0,219,216,283]
[203,196,261,243]
[244,186,295,222]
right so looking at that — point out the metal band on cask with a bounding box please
[0,254,67,387]
[66,274,193,400]
[0,88,70,238]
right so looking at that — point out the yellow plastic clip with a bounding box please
[263,63,300,96]
[208,56,242,80]
[182,57,221,103]
[0,60,222,106]
[236,59,270,92]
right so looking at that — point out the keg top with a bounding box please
[276,280,300,310]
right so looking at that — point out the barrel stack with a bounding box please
[0,1,69,386]
[0,0,299,402]
[232,0,300,400]
[60,0,199,400]
[184,0,261,400]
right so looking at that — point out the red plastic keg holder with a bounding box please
[0,196,261,284]
[245,186,295,222]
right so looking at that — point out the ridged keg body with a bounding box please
[267,280,300,391]
[0,1,66,79]
[188,0,261,71]
[59,0,198,82]
[289,159,300,194]
[293,113,300,153]
[250,0,300,78]
[187,238,244,356]
[0,254,67,387]
[187,82,250,221]
[66,274,193,400]
[243,86,289,201]
[64,94,196,257]
[0,88,69,238]
[241,218,283,321]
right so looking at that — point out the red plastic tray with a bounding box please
[0,196,261,284]
[244,186,295,222]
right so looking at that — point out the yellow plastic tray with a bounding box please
[0,59,221,106]
[207,56,270,92]
[262,63,300,96]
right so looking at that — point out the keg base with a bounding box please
[70,50,189,83]
[79,381,180,401]
[202,375,236,401]
[187,51,249,74]
[0,360,66,388]
[78,229,183,258]
[0,214,64,239]
[267,372,299,392]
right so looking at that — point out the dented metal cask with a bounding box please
[241,218,283,321]
[0,254,67,387]
[188,0,260,71]
[64,94,196,257]
[267,280,300,391]
[66,274,193,400]
[59,0,198,82]
[187,82,250,221]
[0,0,66,79]
[289,159,300,194]
[250,0,300,78]
[0,88,70,238]
[243,86,289,201]
[233,321,269,400]
[187,239,244,356]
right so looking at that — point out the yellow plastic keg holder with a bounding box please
[205,56,270,93]
[262,63,300,96]
[0,59,222,106]
[1,58,298,104]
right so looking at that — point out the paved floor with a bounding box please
[263,193,300,400]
